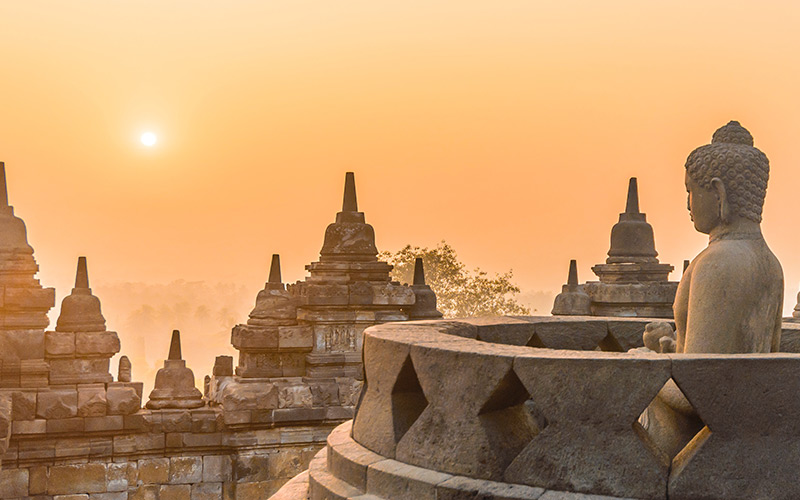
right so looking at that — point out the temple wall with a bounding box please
[0,403,337,499]
[0,169,434,499]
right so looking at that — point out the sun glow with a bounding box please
[140,132,157,147]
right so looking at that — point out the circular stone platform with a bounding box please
[272,315,800,500]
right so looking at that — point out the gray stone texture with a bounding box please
[668,354,800,500]
[504,351,671,499]
[352,324,472,458]
[396,341,538,481]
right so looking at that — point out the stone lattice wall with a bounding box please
[323,316,800,500]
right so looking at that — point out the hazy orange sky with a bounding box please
[2,1,800,326]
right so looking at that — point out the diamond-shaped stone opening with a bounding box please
[596,332,624,352]
[636,378,707,464]
[526,333,546,348]
[391,355,428,443]
[478,369,547,466]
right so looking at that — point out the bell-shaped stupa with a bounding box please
[319,172,379,262]
[56,257,106,332]
[552,260,592,316]
[231,254,307,378]
[407,258,443,320]
[607,178,659,264]
[0,162,55,333]
[300,172,415,379]
[48,257,120,384]
[146,330,204,409]
[582,178,678,317]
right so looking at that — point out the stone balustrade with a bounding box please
[318,316,800,500]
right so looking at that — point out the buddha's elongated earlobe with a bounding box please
[711,177,729,223]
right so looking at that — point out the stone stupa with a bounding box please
[406,257,443,320]
[146,330,204,409]
[48,256,120,384]
[582,178,678,317]
[552,259,592,315]
[298,172,415,379]
[231,254,307,378]
[0,162,56,388]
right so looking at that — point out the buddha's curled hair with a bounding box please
[685,121,769,223]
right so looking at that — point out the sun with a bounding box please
[140,132,157,147]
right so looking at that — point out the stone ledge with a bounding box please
[297,421,643,500]
[270,469,310,500]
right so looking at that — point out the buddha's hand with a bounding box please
[643,322,676,353]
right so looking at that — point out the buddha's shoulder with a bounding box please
[693,239,781,280]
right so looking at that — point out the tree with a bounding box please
[379,241,531,318]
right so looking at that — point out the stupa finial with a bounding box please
[268,254,282,284]
[567,259,579,286]
[168,330,182,360]
[342,172,358,212]
[625,177,640,214]
[413,257,426,286]
[0,162,8,207]
[75,256,89,289]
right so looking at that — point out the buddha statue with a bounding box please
[643,121,784,457]
[674,120,783,353]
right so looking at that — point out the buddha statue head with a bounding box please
[684,121,769,234]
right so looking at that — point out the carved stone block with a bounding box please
[76,331,121,356]
[107,385,141,415]
[37,388,79,419]
[45,331,75,356]
[77,384,107,417]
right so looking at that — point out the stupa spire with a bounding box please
[567,259,579,286]
[625,177,640,214]
[168,330,182,360]
[342,172,358,212]
[0,162,8,207]
[268,254,282,284]
[75,256,89,289]
[413,257,426,286]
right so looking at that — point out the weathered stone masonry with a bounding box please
[0,167,439,499]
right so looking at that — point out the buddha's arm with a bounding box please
[683,256,748,353]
